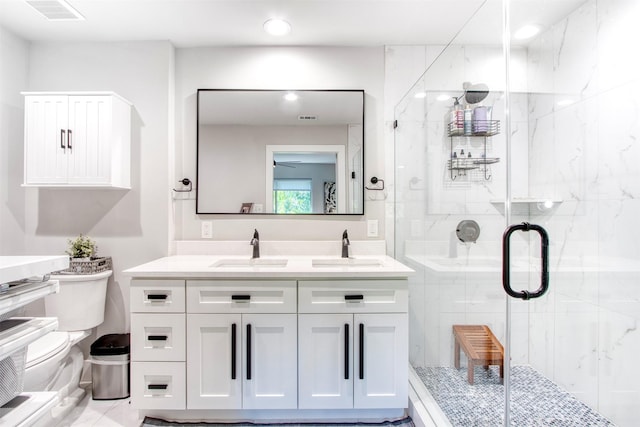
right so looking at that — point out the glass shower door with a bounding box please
[504,0,639,425]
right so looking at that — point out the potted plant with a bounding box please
[66,234,97,260]
[62,235,111,274]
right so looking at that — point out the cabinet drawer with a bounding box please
[131,313,185,362]
[298,280,408,313]
[131,361,185,410]
[186,280,296,313]
[130,279,185,313]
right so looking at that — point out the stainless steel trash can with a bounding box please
[90,333,130,400]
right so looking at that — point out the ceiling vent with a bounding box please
[25,0,85,21]
[298,115,318,121]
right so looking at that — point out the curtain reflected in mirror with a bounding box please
[196,89,364,214]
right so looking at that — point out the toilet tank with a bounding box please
[45,270,112,331]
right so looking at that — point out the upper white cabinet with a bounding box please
[22,92,131,189]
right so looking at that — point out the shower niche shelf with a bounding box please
[447,120,500,181]
[490,198,563,216]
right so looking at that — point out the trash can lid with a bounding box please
[90,333,130,356]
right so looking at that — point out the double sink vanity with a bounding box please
[124,240,413,421]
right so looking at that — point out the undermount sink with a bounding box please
[210,258,288,268]
[311,258,385,268]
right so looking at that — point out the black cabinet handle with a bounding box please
[359,323,364,380]
[60,129,66,149]
[147,294,168,300]
[502,222,550,300]
[232,295,251,301]
[344,323,350,380]
[231,323,237,380]
[147,335,167,341]
[344,295,364,301]
[67,129,72,149]
[148,384,168,390]
[246,324,252,380]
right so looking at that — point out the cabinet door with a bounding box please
[298,314,353,409]
[67,96,112,185]
[24,95,68,184]
[186,314,242,409]
[354,313,408,409]
[242,314,297,409]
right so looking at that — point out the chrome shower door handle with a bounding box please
[502,222,550,300]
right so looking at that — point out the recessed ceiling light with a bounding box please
[414,92,427,99]
[25,0,85,21]
[514,24,541,40]
[284,92,298,101]
[264,19,291,36]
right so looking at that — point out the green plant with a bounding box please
[66,234,97,259]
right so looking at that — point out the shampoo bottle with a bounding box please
[463,105,473,135]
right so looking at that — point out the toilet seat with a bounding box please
[26,331,70,369]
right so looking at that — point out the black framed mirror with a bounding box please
[196,89,364,215]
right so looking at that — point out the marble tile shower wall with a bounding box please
[389,0,639,424]
[525,0,640,424]
[390,43,531,378]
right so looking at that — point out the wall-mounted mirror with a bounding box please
[196,89,364,214]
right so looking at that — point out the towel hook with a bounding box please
[365,176,385,191]
[173,178,192,193]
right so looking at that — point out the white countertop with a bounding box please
[124,255,414,279]
[0,256,69,284]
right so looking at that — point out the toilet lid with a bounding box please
[26,331,70,368]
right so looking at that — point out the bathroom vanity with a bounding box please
[125,245,413,421]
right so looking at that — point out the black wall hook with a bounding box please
[173,178,192,193]
[365,176,385,191]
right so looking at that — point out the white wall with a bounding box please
[0,26,30,255]
[3,40,174,343]
[173,47,384,244]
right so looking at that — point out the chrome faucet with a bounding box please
[341,229,350,258]
[250,229,260,259]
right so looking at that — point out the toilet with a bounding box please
[23,269,111,422]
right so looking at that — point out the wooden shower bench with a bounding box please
[453,324,504,384]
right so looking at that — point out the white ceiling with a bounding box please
[0,0,586,48]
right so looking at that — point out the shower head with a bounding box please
[462,82,489,104]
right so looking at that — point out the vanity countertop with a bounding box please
[123,255,413,279]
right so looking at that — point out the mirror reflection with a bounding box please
[196,89,364,214]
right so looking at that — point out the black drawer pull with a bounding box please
[148,335,168,341]
[232,295,251,301]
[148,384,168,390]
[345,295,364,301]
[147,294,168,301]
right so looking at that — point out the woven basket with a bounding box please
[56,256,112,275]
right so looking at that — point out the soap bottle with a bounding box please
[463,104,473,136]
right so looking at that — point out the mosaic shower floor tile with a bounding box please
[414,366,614,427]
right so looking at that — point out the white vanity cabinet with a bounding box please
[130,279,186,410]
[298,280,408,409]
[22,92,131,189]
[186,280,297,410]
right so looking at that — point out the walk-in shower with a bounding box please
[393,0,640,425]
